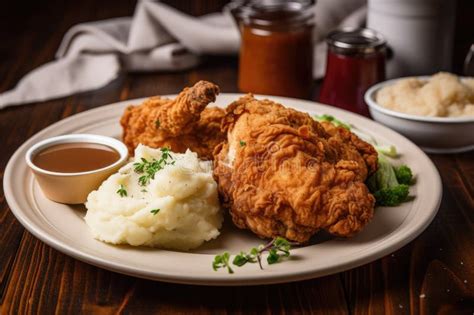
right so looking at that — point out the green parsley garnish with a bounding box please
[133,148,174,186]
[116,184,127,197]
[213,237,296,273]
[150,209,160,215]
[232,249,258,267]
[212,252,233,274]
[155,119,160,128]
[239,140,246,147]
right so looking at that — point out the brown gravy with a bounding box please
[33,142,120,173]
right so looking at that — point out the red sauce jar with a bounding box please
[232,0,315,98]
[319,28,386,116]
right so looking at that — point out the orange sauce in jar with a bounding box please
[233,1,314,99]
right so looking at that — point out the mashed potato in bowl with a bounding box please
[376,72,474,117]
[84,145,222,251]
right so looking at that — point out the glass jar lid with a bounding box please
[326,27,386,55]
[230,0,315,29]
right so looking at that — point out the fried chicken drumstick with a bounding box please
[213,95,378,243]
[120,80,225,160]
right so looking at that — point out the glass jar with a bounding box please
[319,28,386,116]
[231,0,315,98]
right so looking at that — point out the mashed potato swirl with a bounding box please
[376,72,474,117]
[84,145,222,251]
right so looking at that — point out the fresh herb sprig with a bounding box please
[116,184,127,197]
[212,252,233,274]
[133,148,174,186]
[150,208,160,215]
[213,237,297,274]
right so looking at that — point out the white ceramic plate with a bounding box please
[4,94,442,286]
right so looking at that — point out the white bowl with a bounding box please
[25,134,129,204]
[365,76,474,154]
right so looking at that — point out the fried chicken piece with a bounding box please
[319,121,378,177]
[213,95,377,243]
[120,81,225,160]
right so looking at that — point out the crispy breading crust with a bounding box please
[213,95,377,243]
[120,81,225,160]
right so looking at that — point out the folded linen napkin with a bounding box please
[0,0,365,110]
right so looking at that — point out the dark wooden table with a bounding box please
[1,1,473,314]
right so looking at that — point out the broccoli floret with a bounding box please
[366,154,413,207]
[394,165,413,185]
[373,184,410,206]
[367,154,398,188]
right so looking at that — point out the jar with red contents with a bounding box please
[319,28,386,117]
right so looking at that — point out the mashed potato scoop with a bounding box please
[84,145,222,251]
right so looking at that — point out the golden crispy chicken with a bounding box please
[213,95,377,243]
[120,81,225,160]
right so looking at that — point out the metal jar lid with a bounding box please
[229,0,315,29]
[326,27,386,55]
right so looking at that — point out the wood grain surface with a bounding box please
[1,1,473,314]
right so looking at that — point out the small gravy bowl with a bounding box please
[26,134,128,204]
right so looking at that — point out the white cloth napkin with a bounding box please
[0,0,365,110]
